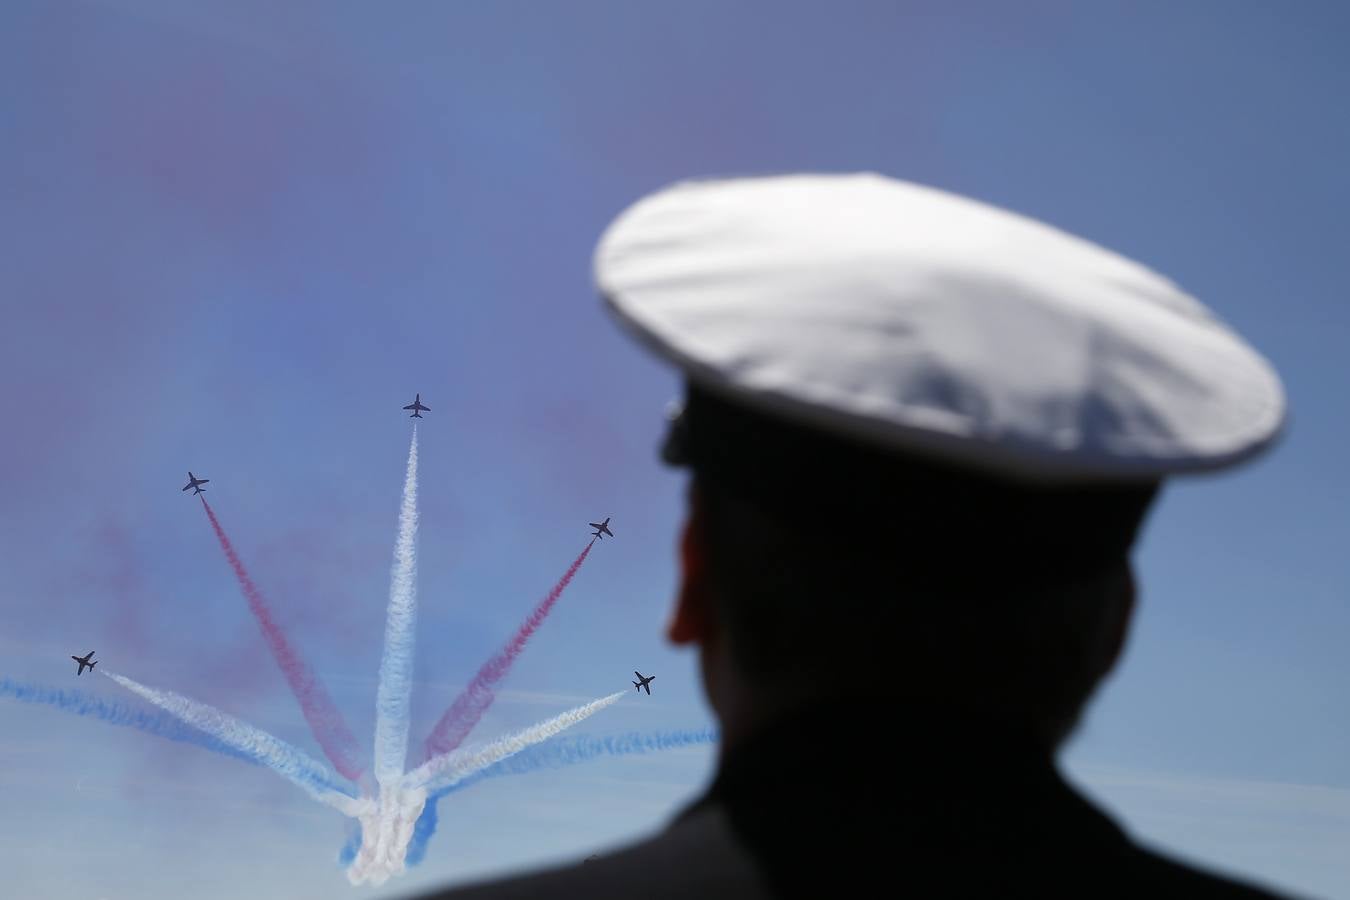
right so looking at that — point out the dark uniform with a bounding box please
[412,173,1293,898]
[420,702,1292,899]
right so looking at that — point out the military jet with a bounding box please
[71,651,97,676]
[632,671,654,695]
[182,472,209,495]
[589,516,614,539]
[403,394,431,418]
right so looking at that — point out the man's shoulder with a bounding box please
[412,804,769,900]
[408,795,1303,900]
[1110,841,1300,900]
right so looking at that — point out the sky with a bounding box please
[0,1,1347,897]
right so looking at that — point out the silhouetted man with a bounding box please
[413,174,1294,898]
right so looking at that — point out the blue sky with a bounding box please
[1,1,1347,897]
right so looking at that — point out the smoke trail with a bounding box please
[374,426,419,784]
[404,727,717,866]
[450,728,719,782]
[421,541,595,760]
[338,822,363,867]
[102,670,361,814]
[0,675,259,768]
[404,798,440,868]
[199,496,365,781]
[358,698,649,879]
[344,779,427,886]
[409,691,624,793]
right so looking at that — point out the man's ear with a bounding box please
[668,483,715,646]
[1097,562,1137,679]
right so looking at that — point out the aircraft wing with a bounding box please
[403,403,416,410]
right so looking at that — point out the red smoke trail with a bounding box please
[422,540,595,761]
[200,497,366,781]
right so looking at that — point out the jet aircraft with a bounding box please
[182,472,209,495]
[589,516,614,539]
[71,651,97,676]
[403,394,431,418]
[632,671,654,695]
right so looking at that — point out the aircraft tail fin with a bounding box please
[89,660,96,670]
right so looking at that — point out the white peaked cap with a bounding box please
[594,173,1286,484]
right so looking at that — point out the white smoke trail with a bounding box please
[374,426,419,785]
[103,670,365,818]
[346,777,427,887]
[408,692,625,793]
[348,693,624,884]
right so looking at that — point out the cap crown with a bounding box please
[595,173,1285,483]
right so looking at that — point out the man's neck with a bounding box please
[713,686,1060,772]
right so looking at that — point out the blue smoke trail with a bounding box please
[338,821,363,867]
[2,675,255,764]
[1,676,353,797]
[405,793,441,867]
[403,728,717,867]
